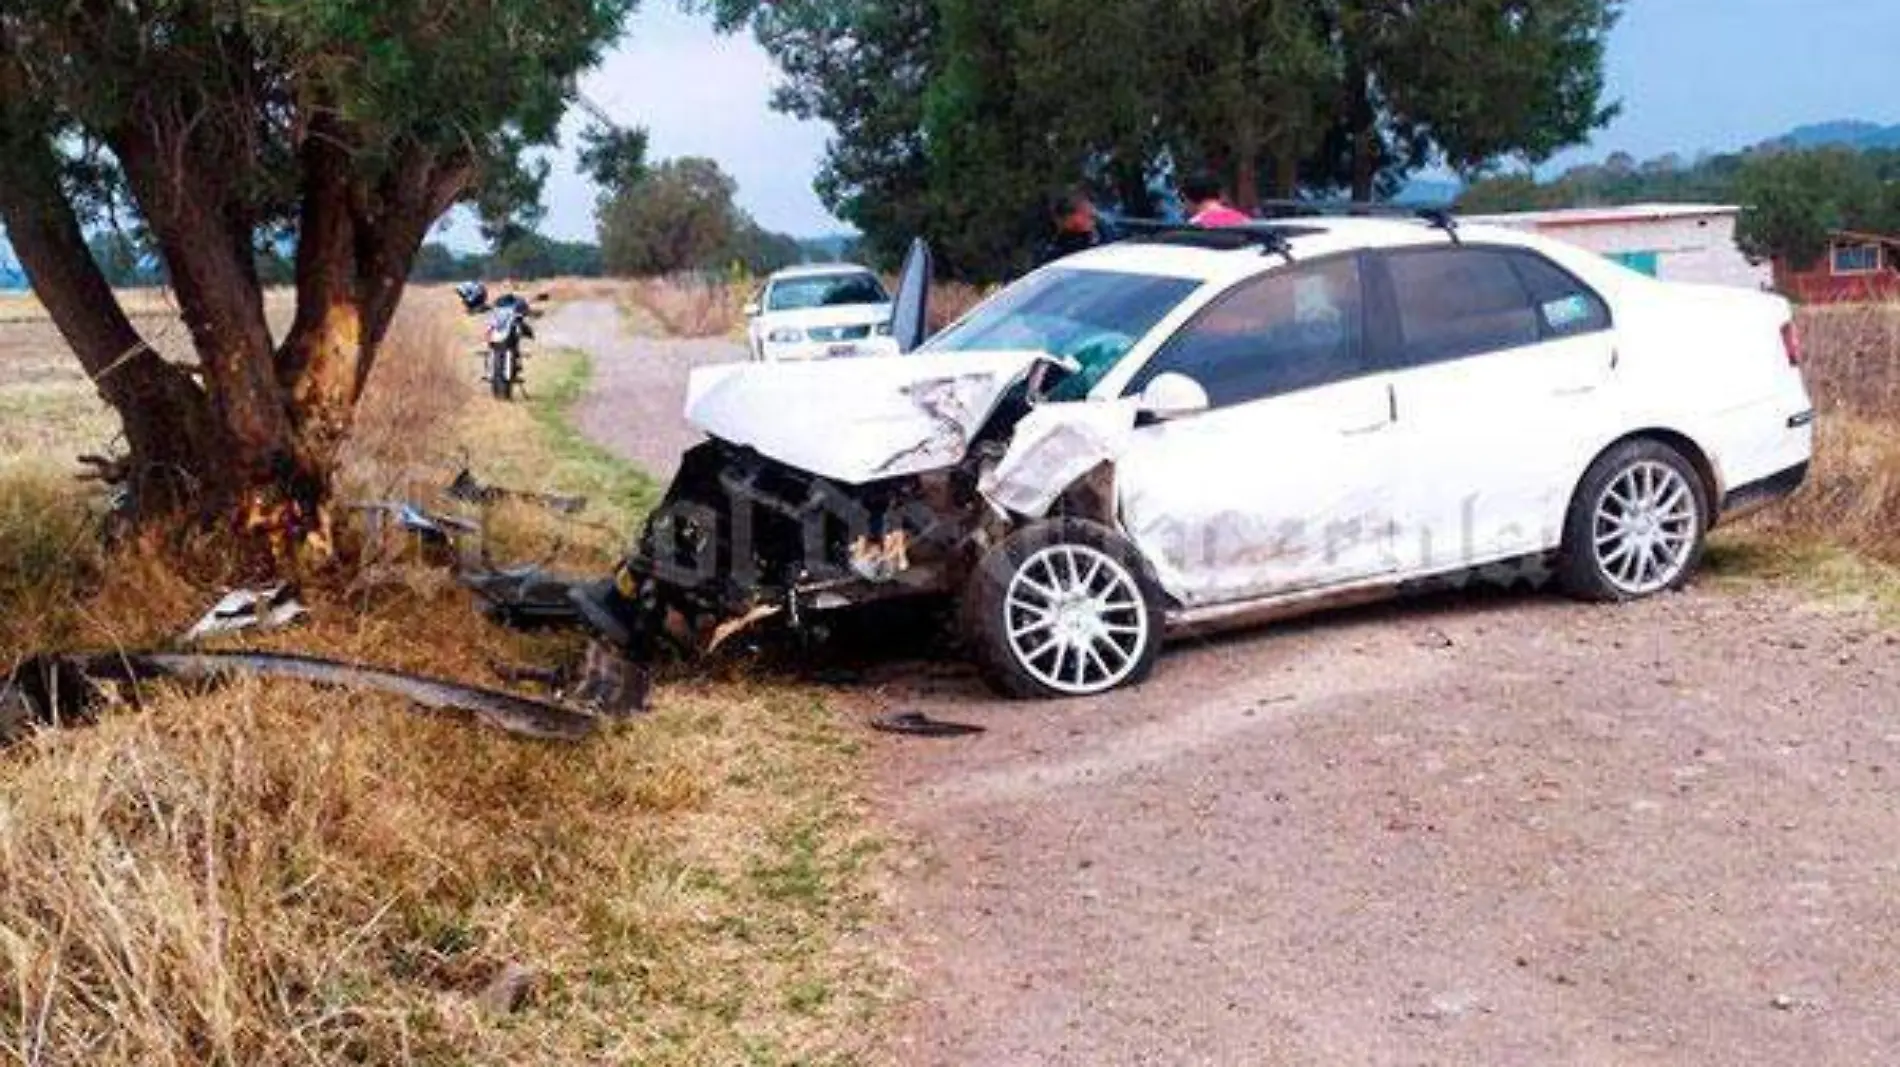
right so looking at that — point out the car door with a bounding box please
[1114,254,1401,608]
[1371,246,1619,575]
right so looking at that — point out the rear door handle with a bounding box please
[1553,384,1597,397]
[1341,420,1390,436]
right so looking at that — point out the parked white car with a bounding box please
[625,216,1813,699]
[745,263,900,361]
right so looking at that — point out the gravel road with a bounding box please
[557,300,1900,1066]
[540,300,741,479]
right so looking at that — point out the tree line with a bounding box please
[696,0,1622,279]
[0,0,1622,547]
[1460,144,1900,268]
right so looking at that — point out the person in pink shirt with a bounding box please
[1182,173,1251,227]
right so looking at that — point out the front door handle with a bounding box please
[1343,384,1399,435]
[1553,384,1598,397]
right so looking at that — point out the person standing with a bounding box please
[1038,187,1105,265]
[1182,173,1251,227]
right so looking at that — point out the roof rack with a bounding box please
[1254,199,1463,243]
[1118,218,1303,262]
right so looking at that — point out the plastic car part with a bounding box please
[0,651,619,744]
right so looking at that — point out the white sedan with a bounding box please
[744,263,900,362]
[635,215,1814,699]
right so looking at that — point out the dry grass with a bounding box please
[925,281,986,335]
[1722,303,1900,563]
[627,277,748,339]
[0,293,889,1065]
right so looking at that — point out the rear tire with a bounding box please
[1558,438,1710,602]
[961,519,1164,700]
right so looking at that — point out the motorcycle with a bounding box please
[484,296,534,401]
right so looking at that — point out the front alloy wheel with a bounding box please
[964,519,1163,699]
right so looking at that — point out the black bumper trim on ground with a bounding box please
[1721,461,1810,517]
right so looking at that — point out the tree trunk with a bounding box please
[1348,68,1379,202]
[0,126,226,512]
[1268,151,1300,200]
[1232,154,1261,213]
[112,120,299,491]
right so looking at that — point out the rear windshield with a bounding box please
[767,272,889,311]
[922,268,1202,398]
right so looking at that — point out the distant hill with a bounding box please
[1775,120,1900,151]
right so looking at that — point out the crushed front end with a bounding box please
[581,439,998,653]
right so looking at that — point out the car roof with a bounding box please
[769,262,878,281]
[1059,216,1554,285]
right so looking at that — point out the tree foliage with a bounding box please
[1457,145,1900,269]
[0,0,632,534]
[699,0,1621,280]
[596,156,802,276]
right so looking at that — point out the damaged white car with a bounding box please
[585,218,1815,699]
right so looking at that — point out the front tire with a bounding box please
[1559,438,1710,602]
[490,347,514,401]
[961,519,1163,699]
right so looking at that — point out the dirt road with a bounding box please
[540,300,740,479]
[561,301,1900,1065]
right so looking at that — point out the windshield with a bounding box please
[767,272,889,312]
[923,268,1202,399]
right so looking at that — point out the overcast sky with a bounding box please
[506,0,1900,243]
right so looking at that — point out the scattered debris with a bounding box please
[354,500,480,550]
[447,467,587,516]
[0,651,611,743]
[461,567,589,629]
[849,530,913,583]
[569,638,653,719]
[708,604,784,653]
[182,585,309,643]
[870,711,987,738]
[477,962,538,1015]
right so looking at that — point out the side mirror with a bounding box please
[1137,372,1210,422]
[742,300,761,318]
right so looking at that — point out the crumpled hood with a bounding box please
[685,350,1048,484]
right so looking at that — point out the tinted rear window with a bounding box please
[1385,248,1541,367]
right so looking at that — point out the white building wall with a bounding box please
[1480,212,1773,290]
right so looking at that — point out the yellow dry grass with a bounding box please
[0,293,890,1065]
[1712,301,1900,608]
[626,277,749,340]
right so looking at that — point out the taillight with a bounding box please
[1780,321,1804,367]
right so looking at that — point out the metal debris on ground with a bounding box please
[708,604,784,653]
[0,651,618,744]
[447,467,588,516]
[460,567,590,629]
[182,585,310,643]
[870,711,987,738]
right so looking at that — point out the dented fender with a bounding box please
[977,399,1141,518]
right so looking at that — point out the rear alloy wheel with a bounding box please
[1560,439,1709,601]
[963,520,1162,699]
